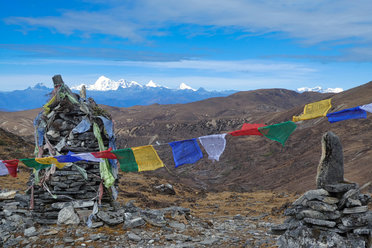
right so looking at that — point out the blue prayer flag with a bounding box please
[169,139,203,167]
[326,107,367,123]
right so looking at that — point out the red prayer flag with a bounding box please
[229,123,266,136]
[3,159,19,177]
[91,148,118,160]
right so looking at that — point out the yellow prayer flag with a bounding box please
[43,95,56,114]
[35,157,67,169]
[132,145,164,172]
[293,98,332,122]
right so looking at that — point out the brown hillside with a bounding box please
[1,85,370,194]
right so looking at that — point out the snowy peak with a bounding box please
[179,83,196,91]
[297,86,343,93]
[145,80,162,88]
[89,76,121,91]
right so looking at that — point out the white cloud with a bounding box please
[5,0,372,45]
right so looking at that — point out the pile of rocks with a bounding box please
[272,132,372,247]
[29,75,118,224]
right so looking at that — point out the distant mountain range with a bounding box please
[0,76,236,111]
[0,75,344,111]
[297,86,343,93]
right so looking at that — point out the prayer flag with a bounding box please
[229,123,266,136]
[258,121,297,146]
[359,103,372,113]
[93,122,115,188]
[71,152,102,162]
[326,107,367,123]
[21,158,51,170]
[35,157,67,169]
[3,159,19,177]
[91,148,117,160]
[132,145,164,171]
[72,117,91,134]
[169,139,203,167]
[55,151,82,163]
[293,98,332,122]
[198,134,227,161]
[0,161,8,176]
[112,148,139,172]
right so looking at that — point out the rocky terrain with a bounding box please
[0,81,371,247]
[1,166,298,248]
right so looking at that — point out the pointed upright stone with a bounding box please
[316,132,344,189]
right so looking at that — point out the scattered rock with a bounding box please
[57,206,80,225]
[24,226,38,237]
[127,232,142,242]
[153,183,176,195]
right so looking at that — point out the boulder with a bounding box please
[57,206,80,225]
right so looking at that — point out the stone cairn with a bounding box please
[29,75,118,225]
[271,131,372,247]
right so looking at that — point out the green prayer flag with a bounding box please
[21,158,51,170]
[258,121,297,146]
[93,122,115,188]
[112,148,139,172]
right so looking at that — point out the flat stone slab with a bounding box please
[323,183,357,193]
[338,189,360,208]
[53,171,82,176]
[297,209,340,220]
[343,206,368,214]
[353,228,370,235]
[341,212,370,227]
[97,211,124,225]
[303,218,336,228]
[51,200,94,209]
[0,191,17,200]
[51,190,86,195]
[306,200,337,212]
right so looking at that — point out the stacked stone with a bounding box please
[29,75,117,225]
[272,132,372,247]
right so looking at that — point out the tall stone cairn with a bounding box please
[271,131,372,248]
[28,75,118,225]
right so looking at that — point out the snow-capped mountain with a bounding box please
[179,83,196,91]
[145,80,163,88]
[72,76,200,91]
[297,86,343,94]
[72,76,143,91]
[72,76,166,91]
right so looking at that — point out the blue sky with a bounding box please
[1,0,372,91]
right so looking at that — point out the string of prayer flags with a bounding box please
[326,107,367,123]
[35,157,68,169]
[2,159,19,177]
[258,121,297,146]
[293,98,332,122]
[112,148,138,172]
[359,103,372,113]
[91,148,117,160]
[20,158,51,170]
[169,139,203,167]
[229,123,266,136]
[132,145,164,172]
[0,161,9,176]
[198,134,227,161]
